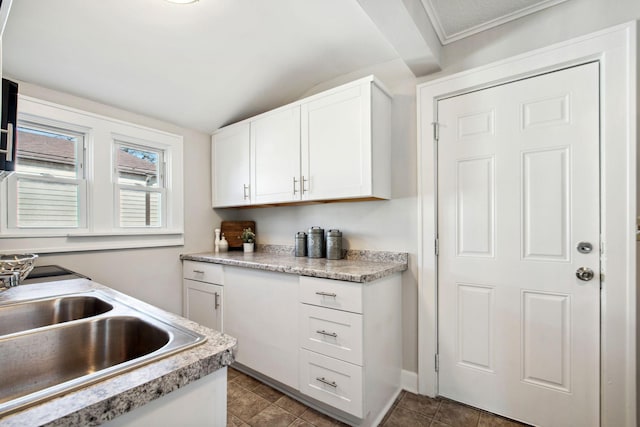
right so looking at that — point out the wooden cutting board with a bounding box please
[221,221,256,250]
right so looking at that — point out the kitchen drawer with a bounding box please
[299,349,363,417]
[299,303,363,365]
[183,261,224,284]
[299,276,362,313]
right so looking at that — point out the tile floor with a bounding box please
[226,366,530,427]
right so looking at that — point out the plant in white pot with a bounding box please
[240,228,256,252]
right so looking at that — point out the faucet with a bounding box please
[0,271,20,291]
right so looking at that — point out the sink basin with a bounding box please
[0,289,206,416]
[0,295,113,336]
[0,316,169,405]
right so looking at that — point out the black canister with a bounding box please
[326,229,343,260]
[295,232,307,257]
[307,226,325,258]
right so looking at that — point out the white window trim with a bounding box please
[0,95,184,253]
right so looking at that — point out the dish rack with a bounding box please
[0,254,39,283]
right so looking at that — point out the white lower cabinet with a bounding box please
[183,260,401,426]
[105,367,227,427]
[223,266,300,389]
[182,261,224,332]
[297,275,401,425]
[183,280,223,332]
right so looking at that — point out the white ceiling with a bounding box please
[2,0,570,134]
[422,0,570,44]
[3,0,399,133]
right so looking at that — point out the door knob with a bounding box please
[576,267,595,281]
[576,241,593,254]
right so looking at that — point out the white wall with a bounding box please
[216,58,421,372]
[422,0,640,78]
[11,80,221,315]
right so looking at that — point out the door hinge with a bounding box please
[432,122,440,141]
[435,238,439,256]
[435,354,439,372]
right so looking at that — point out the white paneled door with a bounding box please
[437,62,600,427]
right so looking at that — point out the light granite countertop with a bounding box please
[0,279,236,427]
[181,245,408,283]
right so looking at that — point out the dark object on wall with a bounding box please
[0,78,18,180]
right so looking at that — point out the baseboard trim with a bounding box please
[401,369,419,394]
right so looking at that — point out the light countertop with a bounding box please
[0,279,236,427]
[181,245,408,283]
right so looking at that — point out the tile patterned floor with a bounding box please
[378,391,530,427]
[226,367,530,427]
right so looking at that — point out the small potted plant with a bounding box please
[240,228,256,252]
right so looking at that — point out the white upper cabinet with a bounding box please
[212,122,250,207]
[251,106,301,204]
[301,80,390,201]
[212,76,391,208]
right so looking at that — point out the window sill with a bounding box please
[67,230,183,238]
[0,231,184,254]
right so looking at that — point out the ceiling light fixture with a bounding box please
[165,0,198,4]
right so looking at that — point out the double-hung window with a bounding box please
[114,140,165,228]
[8,121,87,229]
[1,96,184,253]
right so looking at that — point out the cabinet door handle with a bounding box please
[315,377,337,388]
[315,291,337,297]
[193,270,205,274]
[0,123,14,161]
[316,330,337,338]
[214,292,220,309]
[302,176,308,194]
[243,184,250,200]
[293,176,299,195]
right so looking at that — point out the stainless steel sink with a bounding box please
[0,289,206,416]
[0,295,113,336]
[0,316,169,405]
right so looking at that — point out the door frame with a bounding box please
[417,22,637,427]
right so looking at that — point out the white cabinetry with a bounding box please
[301,81,390,201]
[212,75,391,208]
[182,261,224,332]
[251,106,301,204]
[212,122,250,207]
[105,368,227,427]
[298,276,401,423]
[223,266,300,389]
[183,260,401,426]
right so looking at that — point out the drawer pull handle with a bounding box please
[315,377,337,388]
[316,330,337,338]
[193,270,205,274]
[315,291,337,297]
